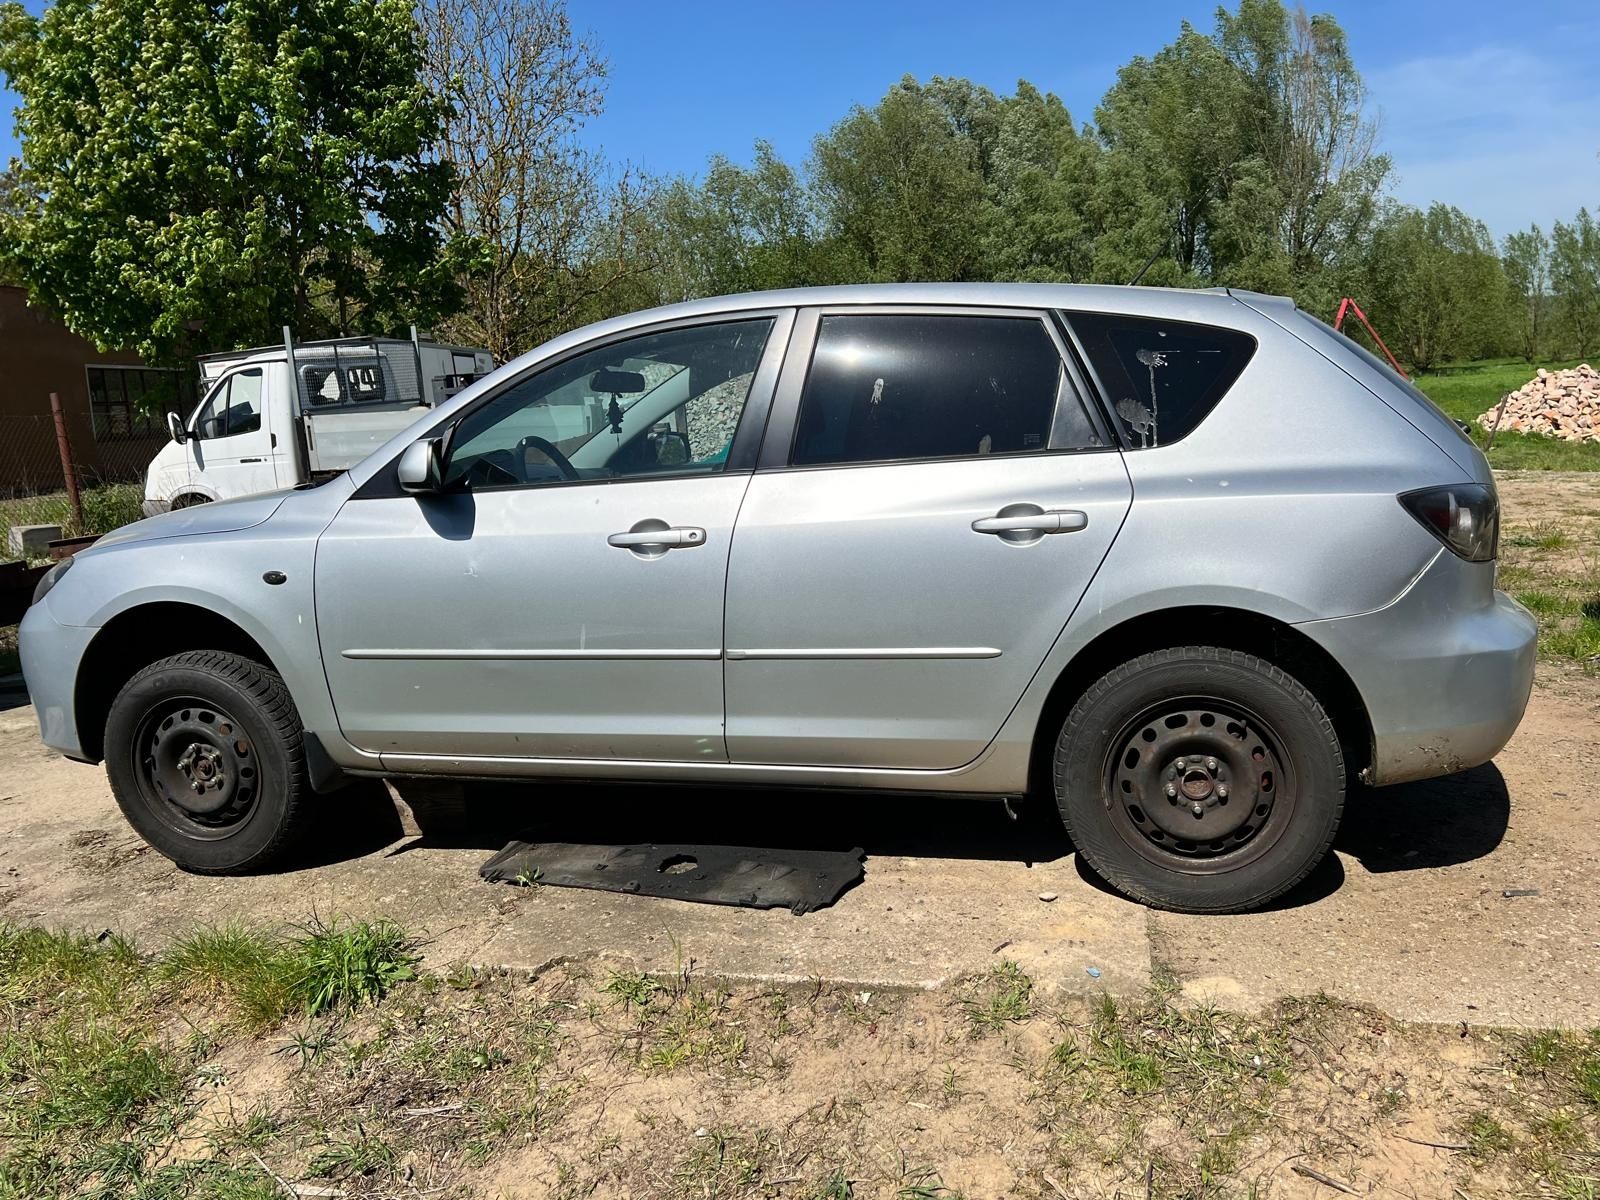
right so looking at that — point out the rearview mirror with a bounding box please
[590,367,647,394]
[398,437,443,494]
[167,410,189,445]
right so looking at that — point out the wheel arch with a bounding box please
[1028,605,1374,793]
[74,602,278,762]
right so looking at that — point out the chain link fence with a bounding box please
[1,413,159,565]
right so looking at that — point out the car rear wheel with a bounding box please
[1052,646,1344,913]
[104,650,310,874]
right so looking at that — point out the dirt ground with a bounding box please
[0,480,1587,1036]
[1,474,1598,1036]
[4,474,1600,1199]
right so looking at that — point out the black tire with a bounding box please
[104,650,311,874]
[1053,646,1344,914]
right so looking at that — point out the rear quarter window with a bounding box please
[1066,312,1256,448]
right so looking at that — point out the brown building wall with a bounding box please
[0,285,151,493]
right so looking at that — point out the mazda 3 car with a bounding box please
[19,284,1536,913]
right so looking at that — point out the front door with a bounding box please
[316,313,788,762]
[724,309,1133,770]
[187,365,279,498]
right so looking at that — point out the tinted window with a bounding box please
[1067,313,1255,448]
[792,314,1096,466]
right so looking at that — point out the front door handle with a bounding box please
[971,505,1089,542]
[607,520,706,553]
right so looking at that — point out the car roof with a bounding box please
[570,282,1294,341]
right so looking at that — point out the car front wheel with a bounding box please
[104,650,311,874]
[1053,646,1345,913]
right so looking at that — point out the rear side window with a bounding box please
[791,314,1100,467]
[1067,313,1255,448]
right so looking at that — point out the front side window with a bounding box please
[1067,312,1256,448]
[790,314,1096,467]
[194,369,264,440]
[443,318,774,490]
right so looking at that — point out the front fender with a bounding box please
[39,477,360,763]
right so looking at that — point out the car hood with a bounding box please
[92,491,292,550]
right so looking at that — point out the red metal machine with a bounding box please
[1332,297,1408,379]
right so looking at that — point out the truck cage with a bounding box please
[196,327,490,415]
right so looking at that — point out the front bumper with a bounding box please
[17,600,98,761]
[141,498,171,518]
[1295,552,1537,786]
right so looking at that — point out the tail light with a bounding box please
[1399,484,1498,562]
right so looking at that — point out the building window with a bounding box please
[86,366,196,441]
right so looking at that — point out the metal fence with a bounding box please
[1,411,157,564]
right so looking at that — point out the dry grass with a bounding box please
[1,921,1597,1199]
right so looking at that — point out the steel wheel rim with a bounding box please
[1101,695,1296,874]
[130,694,260,841]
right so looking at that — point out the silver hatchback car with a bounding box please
[19,284,1536,913]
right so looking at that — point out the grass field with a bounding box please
[1491,474,1600,671]
[1414,357,1600,471]
[1,918,1597,1199]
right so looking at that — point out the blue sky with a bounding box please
[4,0,1598,239]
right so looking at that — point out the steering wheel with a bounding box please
[518,435,580,481]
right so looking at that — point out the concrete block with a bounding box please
[6,524,62,559]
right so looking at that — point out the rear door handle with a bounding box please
[971,507,1089,537]
[607,524,706,550]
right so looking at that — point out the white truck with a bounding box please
[142,329,492,514]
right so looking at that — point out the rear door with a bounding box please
[723,307,1133,770]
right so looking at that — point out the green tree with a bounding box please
[1095,23,1247,284]
[1095,1,1387,298]
[0,0,461,360]
[982,82,1105,283]
[649,142,841,301]
[419,0,660,362]
[1551,209,1600,357]
[1216,2,1388,284]
[810,75,990,282]
[1502,225,1552,362]
[1361,204,1511,371]
[0,167,21,285]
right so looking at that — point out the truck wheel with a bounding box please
[1053,646,1344,914]
[104,651,311,874]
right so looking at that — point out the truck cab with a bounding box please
[143,332,492,513]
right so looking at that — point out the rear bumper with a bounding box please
[1295,553,1536,786]
[17,600,97,761]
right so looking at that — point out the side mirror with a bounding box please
[651,429,691,466]
[398,437,444,494]
[167,410,189,445]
